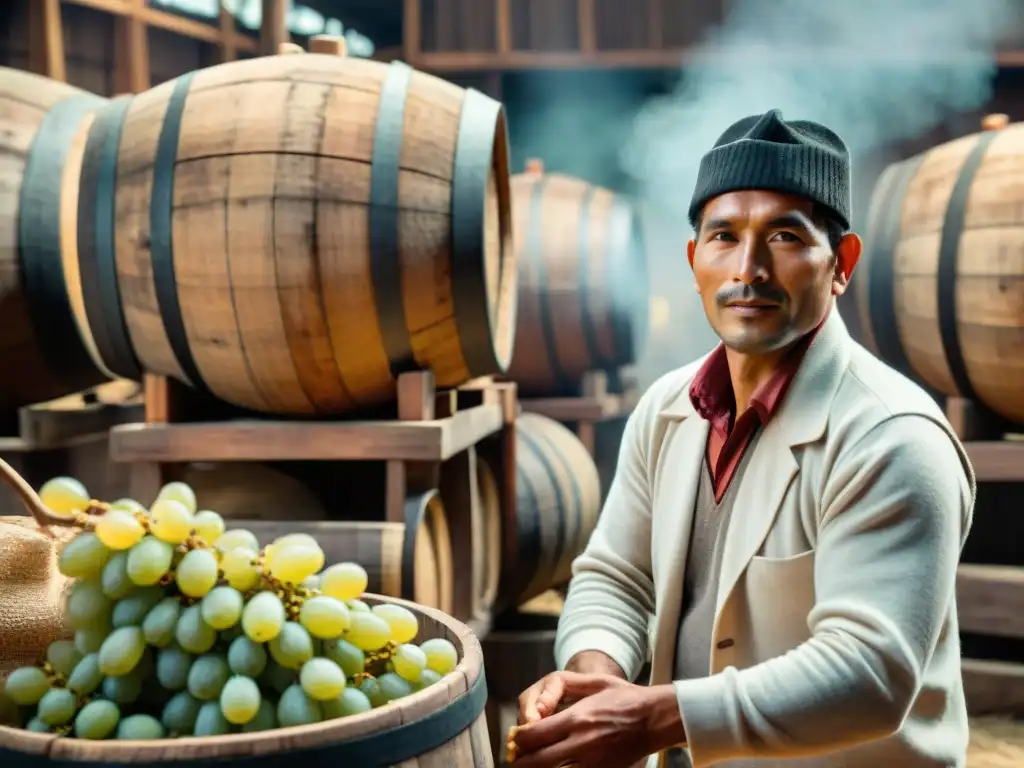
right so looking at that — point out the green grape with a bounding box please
[221,547,260,592]
[98,626,145,677]
[345,598,370,613]
[143,597,182,647]
[156,646,193,690]
[75,622,111,655]
[392,643,427,683]
[58,532,111,579]
[161,691,201,735]
[156,481,197,515]
[74,699,120,739]
[66,578,112,630]
[46,639,82,677]
[37,688,78,726]
[187,654,230,701]
[40,476,89,517]
[345,611,392,651]
[320,563,368,601]
[67,653,103,695]
[377,672,413,702]
[101,551,134,600]
[419,637,459,676]
[227,636,267,678]
[241,697,278,732]
[301,574,321,590]
[117,713,165,740]
[110,498,147,515]
[192,510,226,544]
[220,676,261,724]
[268,545,323,585]
[299,657,345,701]
[358,677,387,708]
[193,700,230,736]
[268,622,314,670]
[149,499,193,545]
[299,595,350,639]
[259,660,295,695]
[371,604,419,645]
[213,528,261,554]
[264,534,320,567]
[322,686,373,719]
[4,667,51,705]
[113,586,164,627]
[25,717,49,733]
[322,637,365,678]
[126,536,174,586]
[201,586,244,630]
[176,548,219,598]
[102,672,142,704]
[277,684,322,727]
[175,604,217,654]
[412,668,442,691]
[241,591,286,642]
[95,509,145,551]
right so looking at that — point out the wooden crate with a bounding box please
[109,372,517,636]
[947,397,1024,716]
[0,381,142,515]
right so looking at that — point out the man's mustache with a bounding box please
[716,284,787,307]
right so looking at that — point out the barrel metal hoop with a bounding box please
[0,670,488,767]
[450,88,505,376]
[576,183,606,368]
[527,175,572,389]
[400,489,431,600]
[370,60,417,379]
[78,95,142,380]
[151,70,208,393]
[865,153,926,377]
[937,129,1001,401]
[18,92,109,393]
[521,421,583,586]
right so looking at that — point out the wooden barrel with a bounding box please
[0,595,491,766]
[494,412,602,610]
[239,490,455,613]
[857,118,1024,423]
[0,67,113,410]
[474,457,502,615]
[179,462,330,521]
[505,162,649,396]
[59,52,515,415]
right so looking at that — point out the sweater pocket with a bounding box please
[741,550,816,662]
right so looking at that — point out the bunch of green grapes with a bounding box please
[4,478,461,740]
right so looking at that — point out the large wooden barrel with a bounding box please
[505,161,649,396]
[239,490,455,613]
[8,52,515,416]
[474,458,502,615]
[0,594,490,766]
[0,68,113,409]
[493,412,602,610]
[857,116,1024,423]
[180,462,330,521]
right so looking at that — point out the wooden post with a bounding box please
[219,2,238,63]
[259,0,289,56]
[28,0,66,81]
[577,0,596,54]
[403,0,421,62]
[114,0,150,95]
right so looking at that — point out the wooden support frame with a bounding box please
[517,370,637,456]
[944,397,1024,482]
[110,371,515,636]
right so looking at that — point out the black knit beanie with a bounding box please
[687,109,851,231]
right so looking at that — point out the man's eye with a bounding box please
[772,231,801,242]
[711,232,734,242]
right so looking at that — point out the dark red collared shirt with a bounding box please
[689,319,825,503]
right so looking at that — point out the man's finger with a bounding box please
[532,675,567,720]
[512,707,574,753]
[509,730,580,768]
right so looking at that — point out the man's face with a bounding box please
[686,190,860,356]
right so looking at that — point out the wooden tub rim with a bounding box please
[0,595,487,764]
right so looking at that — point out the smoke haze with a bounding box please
[624,0,1023,388]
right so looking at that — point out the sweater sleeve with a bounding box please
[553,390,659,682]
[673,415,974,766]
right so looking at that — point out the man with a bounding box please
[511,109,976,768]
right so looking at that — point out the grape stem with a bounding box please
[0,457,79,531]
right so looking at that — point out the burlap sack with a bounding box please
[0,516,74,682]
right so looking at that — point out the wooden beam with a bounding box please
[29,0,67,81]
[61,0,257,52]
[219,1,237,63]
[403,0,421,59]
[114,0,150,94]
[496,0,510,53]
[957,564,1024,639]
[259,0,289,56]
[962,658,1024,716]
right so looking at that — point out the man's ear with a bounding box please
[832,232,862,297]
[687,239,696,270]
